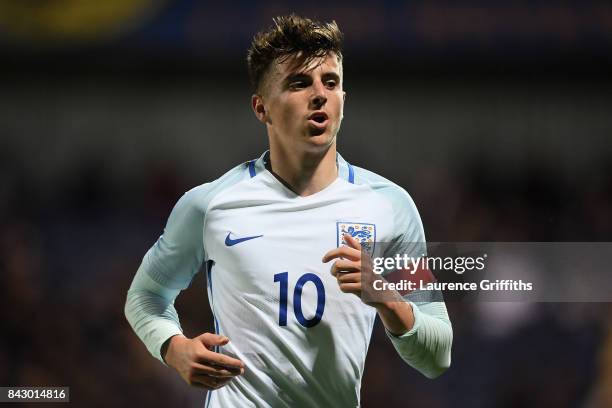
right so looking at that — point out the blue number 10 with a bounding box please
[273,272,325,328]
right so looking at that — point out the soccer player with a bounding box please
[125,15,452,407]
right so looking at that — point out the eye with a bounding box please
[325,80,337,89]
[289,81,306,90]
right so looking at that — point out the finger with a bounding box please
[330,259,360,276]
[189,377,222,390]
[198,333,230,348]
[199,350,245,370]
[337,272,361,284]
[322,246,361,263]
[185,373,216,389]
[190,362,243,378]
[343,234,362,250]
[192,373,217,387]
[338,282,361,294]
[192,374,232,389]
[186,381,214,390]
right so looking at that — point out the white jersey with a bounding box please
[125,151,452,408]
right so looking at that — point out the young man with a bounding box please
[125,15,452,407]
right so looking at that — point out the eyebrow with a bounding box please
[284,73,311,84]
[284,71,341,85]
[321,72,341,82]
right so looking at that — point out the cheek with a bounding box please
[332,93,345,115]
[268,99,290,125]
[278,99,302,123]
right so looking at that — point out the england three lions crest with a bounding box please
[337,222,376,257]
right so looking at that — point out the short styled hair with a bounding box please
[247,14,343,93]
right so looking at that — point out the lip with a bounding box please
[307,119,329,129]
[308,111,329,122]
[307,111,329,129]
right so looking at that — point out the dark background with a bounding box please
[1,1,611,407]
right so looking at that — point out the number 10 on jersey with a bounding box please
[274,272,325,328]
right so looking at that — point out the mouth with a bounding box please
[307,112,329,129]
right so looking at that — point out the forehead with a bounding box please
[278,52,342,76]
[263,52,342,90]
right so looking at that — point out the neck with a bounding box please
[267,144,338,196]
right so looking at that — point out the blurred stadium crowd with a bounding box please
[1,127,610,406]
[1,1,611,407]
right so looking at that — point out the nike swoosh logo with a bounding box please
[225,232,263,247]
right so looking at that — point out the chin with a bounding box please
[306,128,326,138]
[304,132,336,152]
[307,123,338,138]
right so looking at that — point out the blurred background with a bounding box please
[1,1,611,407]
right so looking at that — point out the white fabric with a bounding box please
[125,151,452,408]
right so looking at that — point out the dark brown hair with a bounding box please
[247,14,343,93]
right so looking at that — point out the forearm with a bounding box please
[124,263,184,363]
[378,299,453,379]
[160,334,187,364]
[374,300,415,336]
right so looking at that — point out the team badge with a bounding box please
[337,222,376,257]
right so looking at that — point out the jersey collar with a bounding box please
[249,150,354,184]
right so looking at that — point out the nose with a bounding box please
[310,81,327,109]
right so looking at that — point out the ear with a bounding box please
[251,94,267,123]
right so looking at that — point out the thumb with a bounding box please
[197,332,230,348]
[343,233,362,250]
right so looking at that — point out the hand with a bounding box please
[323,234,415,334]
[163,333,245,390]
[323,233,402,306]
[322,234,370,300]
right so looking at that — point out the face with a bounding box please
[252,52,345,154]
